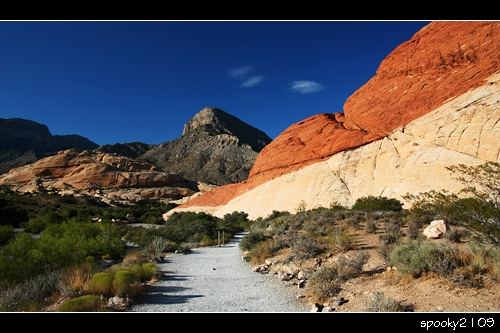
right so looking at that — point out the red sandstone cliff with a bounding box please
[176,21,500,212]
[343,21,500,135]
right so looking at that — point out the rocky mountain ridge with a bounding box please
[0,118,99,174]
[166,21,500,220]
[0,107,272,205]
[140,106,272,185]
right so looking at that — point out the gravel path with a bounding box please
[128,232,309,312]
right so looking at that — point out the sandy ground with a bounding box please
[128,233,310,313]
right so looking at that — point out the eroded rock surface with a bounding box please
[168,21,500,220]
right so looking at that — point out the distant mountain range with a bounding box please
[0,107,273,204]
[0,118,99,174]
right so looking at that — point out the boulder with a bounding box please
[423,220,447,239]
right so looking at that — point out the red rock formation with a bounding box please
[177,21,500,212]
[249,113,380,182]
[0,149,191,192]
[181,114,379,209]
[343,21,500,136]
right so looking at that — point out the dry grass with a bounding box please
[58,263,97,298]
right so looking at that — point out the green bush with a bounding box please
[57,295,106,312]
[352,195,403,212]
[160,211,219,245]
[388,239,459,278]
[0,224,14,245]
[88,272,114,297]
[124,262,158,282]
[239,231,267,251]
[112,270,139,297]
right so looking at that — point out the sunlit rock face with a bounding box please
[166,21,500,220]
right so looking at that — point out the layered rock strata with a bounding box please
[0,149,199,205]
[166,21,500,220]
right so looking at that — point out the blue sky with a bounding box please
[1,20,431,146]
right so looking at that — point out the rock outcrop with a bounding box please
[0,149,199,205]
[0,118,99,174]
[0,107,272,205]
[140,106,272,185]
[166,21,500,220]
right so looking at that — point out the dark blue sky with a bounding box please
[1,20,431,146]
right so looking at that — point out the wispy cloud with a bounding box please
[240,75,265,87]
[227,66,264,88]
[288,80,325,94]
[227,66,254,79]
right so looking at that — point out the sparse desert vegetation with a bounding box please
[0,162,499,311]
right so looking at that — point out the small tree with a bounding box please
[404,162,500,247]
[446,162,500,246]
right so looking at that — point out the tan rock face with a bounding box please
[170,21,500,220]
[0,149,198,203]
[343,21,500,136]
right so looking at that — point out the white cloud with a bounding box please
[227,66,254,79]
[240,75,265,87]
[288,80,325,94]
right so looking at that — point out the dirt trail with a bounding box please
[128,233,309,312]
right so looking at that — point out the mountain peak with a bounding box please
[182,106,236,135]
[182,106,272,152]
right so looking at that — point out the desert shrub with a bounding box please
[272,221,287,236]
[364,218,378,234]
[147,236,167,256]
[0,270,60,311]
[122,262,158,282]
[0,232,46,284]
[405,163,500,247]
[335,251,369,281]
[264,210,290,221]
[249,218,269,233]
[179,242,197,253]
[24,209,65,234]
[306,266,342,303]
[344,216,361,230]
[405,218,423,240]
[490,246,500,279]
[112,270,139,297]
[121,251,145,266]
[248,239,274,265]
[303,219,334,237]
[57,262,97,299]
[161,211,219,245]
[329,201,346,211]
[352,195,403,212]
[88,272,114,297]
[56,294,106,312]
[362,291,409,312]
[239,231,267,251]
[388,239,459,278]
[199,235,216,247]
[379,217,402,245]
[221,211,251,232]
[329,226,355,252]
[0,224,14,245]
[445,227,467,243]
[450,266,485,288]
[290,234,324,260]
